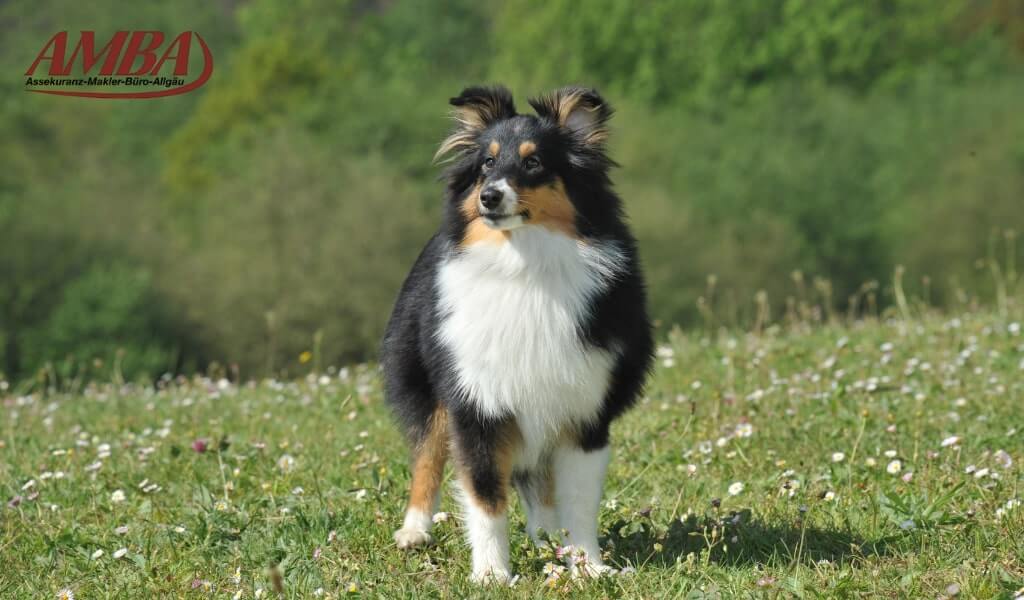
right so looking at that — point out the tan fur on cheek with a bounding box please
[518,178,577,238]
[489,140,500,156]
[461,184,482,221]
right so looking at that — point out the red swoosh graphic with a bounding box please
[26,32,213,99]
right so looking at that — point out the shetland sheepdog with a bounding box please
[382,85,653,583]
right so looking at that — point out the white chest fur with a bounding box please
[436,227,624,466]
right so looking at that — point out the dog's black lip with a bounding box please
[480,209,530,221]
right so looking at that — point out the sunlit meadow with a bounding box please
[2,306,1023,598]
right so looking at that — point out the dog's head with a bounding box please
[436,85,615,241]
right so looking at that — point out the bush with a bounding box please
[160,128,436,375]
[24,264,177,381]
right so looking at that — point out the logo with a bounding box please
[24,31,213,99]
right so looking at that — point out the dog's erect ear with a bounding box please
[529,86,612,147]
[434,86,516,161]
[449,86,516,131]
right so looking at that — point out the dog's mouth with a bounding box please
[480,209,530,230]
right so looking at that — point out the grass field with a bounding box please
[2,308,1023,599]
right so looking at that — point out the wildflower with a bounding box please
[432,512,449,524]
[56,588,75,600]
[215,499,229,511]
[902,472,913,483]
[174,525,186,533]
[113,548,128,559]
[823,491,836,502]
[886,460,902,475]
[299,351,313,364]
[232,567,241,584]
[327,530,337,543]
[940,436,960,448]
[347,582,359,593]
[314,588,324,597]
[354,489,367,500]
[21,479,35,491]
[994,450,1013,469]
[735,423,753,438]
[277,454,296,473]
[291,486,304,496]
[85,461,102,472]
[728,482,744,496]
[884,450,897,458]
[686,464,698,476]
[232,591,242,600]
[91,549,104,560]
[110,489,126,503]
[191,439,208,453]
[114,525,129,535]
[255,589,265,599]
[973,468,990,479]
[831,452,845,463]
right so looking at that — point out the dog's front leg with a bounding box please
[451,411,518,584]
[553,444,613,576]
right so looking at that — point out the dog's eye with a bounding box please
[523,156,541,170]
[482,157,496,170]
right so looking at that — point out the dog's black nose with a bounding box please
[480,187,503,210]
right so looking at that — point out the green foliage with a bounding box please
[161,128,434,373]
[2,0,1023,378]
[491,0,999,106]
[25,264,176,381]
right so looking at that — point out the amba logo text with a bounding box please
[25,31,213,99]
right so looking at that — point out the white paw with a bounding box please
[393,527,432,549]
[470,567,513,585]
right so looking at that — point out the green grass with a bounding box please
[2,308,1023,599]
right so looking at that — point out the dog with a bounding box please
[381,85,653,583]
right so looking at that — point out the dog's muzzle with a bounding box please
[478,178,525,230]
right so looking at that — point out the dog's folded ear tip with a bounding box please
[451,85,513,103]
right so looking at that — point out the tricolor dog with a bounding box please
[382,85,653,583]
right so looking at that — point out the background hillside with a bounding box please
[1,0,1023,381]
